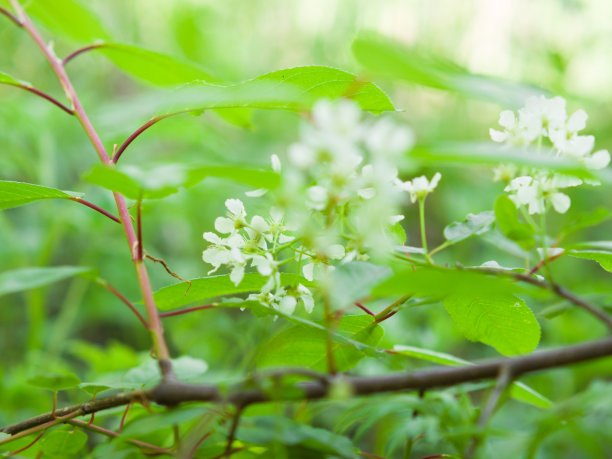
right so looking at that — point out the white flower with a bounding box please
[306,185,328,210]
[311,99,362,141]
[505,174,581,215]
[584,149,610,170]
[215,199,247,234]
[521,95,567,135]
[365,118,415,157]
[202,232,247,284]
[398,172,442,203]
[489,109,540,146]
[492,163,518,183]
[271,154,281,173]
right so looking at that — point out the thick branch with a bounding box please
[4,337,612,436]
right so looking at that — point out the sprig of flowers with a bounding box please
[490,95,609,214]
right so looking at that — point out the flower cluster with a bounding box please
[490,95,609,214]
[202,99,442,315]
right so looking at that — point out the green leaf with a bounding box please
[443,294,541,356]
[255,65,395,112]
[121,406,205,437]
[256,315,384,372]
[0,70,29,87]
[392,345,551,408]
[0,181,81,210]
[123,356,207,387]
[78,383,113,396]
[568,250,612,273]
[26,0,110,43]
[83,163,279,200]
[373,264,521,300]
[153,273,302,310]
[237,416,357,458]
[443,211,495,244]
[0,266,94,297]
[94,42,217,86]
[561,208,612,237]
[40,430,87,456]
[352,33,542,107]
[494,195,535,249]
[328,261,392,309]
[27,372,81,391]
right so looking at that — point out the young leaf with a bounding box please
[393,345,551,408]
[153,273,302,310]
[443,294,541,356]
[352,33,542,108]
[27,373,81,391]
[255,65,395,112]
[494,195,535,249]
[0,70,30,87]
[0,181,82,210]
[443,210,495,244]
[94,42,217,86]
[256,315,384,371]
[40,430,88,456]
[0,266,95,297]
[568,250,612,273]
[26,0,110,42]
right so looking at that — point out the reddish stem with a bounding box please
[529,252,564,275]
[69,197,120,223]
[113,114,173,163]
[354,302,375,316]
[101,281,149,328]
[62,43,104,66]
[375,310,398,323]
[136,198,143,262]
[8,431,44,456]
[22,86,74,115]
[160,304,215,318]
[0,6,21,26]
[117,403,130,433]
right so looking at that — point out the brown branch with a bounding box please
[113,114,174,163]
[145,252,191,292]
[4,337,612,437]
[62,43,104,66]
[69,197,120,223]
[0,6,21,26]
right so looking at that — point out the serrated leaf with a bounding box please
[392,345,551,408]
[83,163,279,200]
[353,33,542,108]
[0,181,81,210]
[443,294,540,356]
[40,430,87,456]
[94,42,216,86]
[0,70,30,87]
[236,416,357,458]
[0,266,95,297]
[568,250,612,273]
[26,0,110,42]
[255,65,394,112]
[153,273,303,310]
[443,211,495,244]
[494,195,535,249]
[373,264,521,300]
[329,261,392,309]
[256,315,384,372]
[27,373,81,391]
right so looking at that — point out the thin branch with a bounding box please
[69,197,120,223]
[354,302,375,316]
[159,304,215,318]
[99,281,149,328]
[136,198,143,262]
[113,114,173,163]
[223,407,243,458]
[22,86,74,114]
[62,43,104,66]
[5,337,612,436]
[0,6,21,26]
[8,431,44,456]
[145,252,191,292]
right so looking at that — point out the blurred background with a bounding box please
[2,0,612,457]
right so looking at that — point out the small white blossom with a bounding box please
[365,118,415,157]
[398,172,442,203]
[215,199,247,234]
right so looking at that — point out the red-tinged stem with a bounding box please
[374,310,398,323]
[22,86,74,114]
[69,197,120,223]
[113,114,173,163]
[10,0,173,374]
[0,6,20,26]
[118,404,130,433]
[529,251,564,275]
[8,431,44,456]
[160,304,216,318]
[136,198,143,262]
[99,281,148,329]
[62,43,104,66]
[354,302,375,316]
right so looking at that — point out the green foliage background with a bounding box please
[2,0,612,457]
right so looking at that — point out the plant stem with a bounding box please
[418,198,433,263]
[62,43,105,66]
[113,114,173,163]
[0,6,21,26]
[10,0,172,375]
[69,197,120,223]
[159,304,216,318]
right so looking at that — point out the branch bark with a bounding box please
[4,336,612,437]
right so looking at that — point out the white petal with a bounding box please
[303,263,314,281]
[230,264,245,286]
[429,172,442,189]
[358,187,376,199]
[270,154,281,173]
[277,295,297,315]
[584,150,610,170]
[245,188,268,197]
[301,293,314,313]
[567,109,587,132]
[327,244,346,260]
[203,232,222,244]
[225,198,245,217]
[215,217,235,234]
[250,215,270,233]
[489,128,508,143]
[550,192,570,213]
[498,110,516,129]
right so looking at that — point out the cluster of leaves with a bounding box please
[1,1,612,458]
